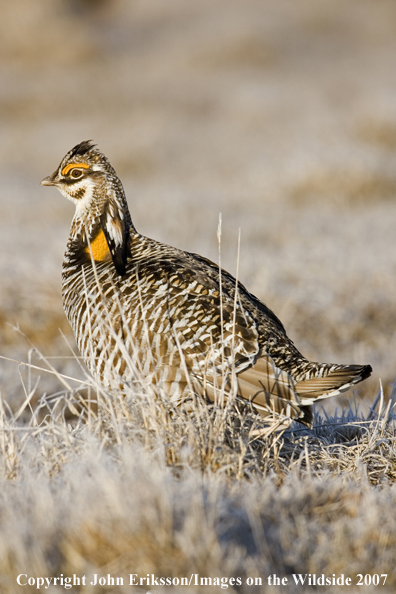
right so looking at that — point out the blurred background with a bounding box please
[1,0,396,407]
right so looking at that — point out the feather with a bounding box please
[69,140,96,158]
[296,364,372,404]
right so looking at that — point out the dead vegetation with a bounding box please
[0,344,396,593]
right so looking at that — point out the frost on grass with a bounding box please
[1,347,396,593]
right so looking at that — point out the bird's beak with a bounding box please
[41,175,55,186]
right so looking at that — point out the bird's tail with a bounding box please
[296,363,372,405]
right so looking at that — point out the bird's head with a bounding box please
[41,140,122,207]
[42,140,132,277]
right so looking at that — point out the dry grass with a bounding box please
[0,334,396,593]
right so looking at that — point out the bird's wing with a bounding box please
[120,257,306,420]
[187,251,287,334]
[200,352,303,421]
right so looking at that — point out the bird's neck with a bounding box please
[65,186,137,277]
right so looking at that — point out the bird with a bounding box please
[41,140,372,430]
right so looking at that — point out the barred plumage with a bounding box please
[42,141,372,428]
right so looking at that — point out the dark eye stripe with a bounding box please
[63,175,86,185]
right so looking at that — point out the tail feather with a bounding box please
[296,364,372,404]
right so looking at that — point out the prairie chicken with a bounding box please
[42,140,371,429]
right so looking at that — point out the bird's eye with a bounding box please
[70,169,84,179]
